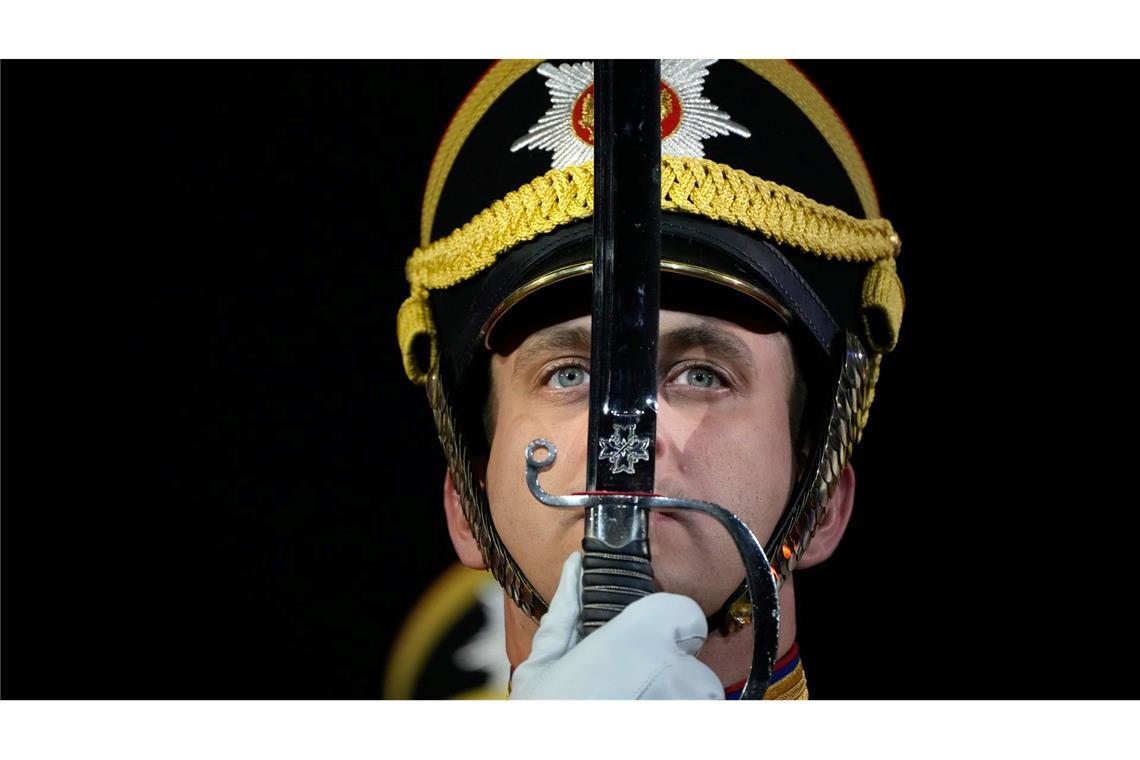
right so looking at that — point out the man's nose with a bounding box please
[653,399,677,466]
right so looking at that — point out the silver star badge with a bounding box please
[511,59,751,170]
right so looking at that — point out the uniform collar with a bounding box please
[724,642,808,700]
[505,640,809,699]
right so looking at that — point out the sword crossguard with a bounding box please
[523,436,780,699]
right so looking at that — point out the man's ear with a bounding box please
[797,463,855,569]
[443,469,488,570]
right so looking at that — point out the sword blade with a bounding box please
[586,59,662,494]
[578,60,662,635]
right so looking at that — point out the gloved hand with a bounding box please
[510,552,724,699]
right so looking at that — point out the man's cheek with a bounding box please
[487,412,544,482]
[680,422,790,523]
[497,412,589,489]
[486,412,578,536]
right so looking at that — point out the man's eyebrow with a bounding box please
[512,325,592,377]
[660,324,755,371]
[511,322,755,376]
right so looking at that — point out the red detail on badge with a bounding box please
[571,80,684,146]
[659,81,682,139]
[571,83,596,145]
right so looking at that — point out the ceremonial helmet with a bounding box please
[397,60,904,630]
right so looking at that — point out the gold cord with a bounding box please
[738,60,881,221]
[420,60,542,247]
[400,157,901,383]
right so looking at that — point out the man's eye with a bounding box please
[675,366,723,389]
[547,366,590,389]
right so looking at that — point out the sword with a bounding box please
[577,59,663,630]
[524,59,780,698]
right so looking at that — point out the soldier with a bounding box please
[397,59,903,699]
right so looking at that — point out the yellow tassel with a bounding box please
[397,293,437,385]
[860,258,905,353]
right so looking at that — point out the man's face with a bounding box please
[483,306,798,615]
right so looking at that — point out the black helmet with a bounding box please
[397,59,903,629]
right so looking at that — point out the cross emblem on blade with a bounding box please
[598,423,652,475]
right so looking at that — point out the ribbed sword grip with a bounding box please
[579,536,656,635]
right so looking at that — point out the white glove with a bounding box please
[510,552,724,700]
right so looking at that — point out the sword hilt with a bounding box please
[525,437,778,698]
[579,535,655,635]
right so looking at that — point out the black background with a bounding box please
[2,60,1135,698]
